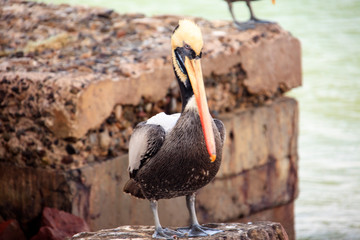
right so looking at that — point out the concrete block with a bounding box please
[0,97,298,231]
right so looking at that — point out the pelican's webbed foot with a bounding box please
[234,21,256,31]
[234,18,275,31]
[153,227,185,239]
[177,224,222,237]
[249,17,274,24]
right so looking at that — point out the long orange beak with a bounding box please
[272,0,276,4]
[185,57,216,162]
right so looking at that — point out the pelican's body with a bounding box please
[123,20,225,238]
[125,110,224,200]
[225,0,276,30]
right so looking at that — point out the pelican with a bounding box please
[225,0,276,30]
[123,19,225,239]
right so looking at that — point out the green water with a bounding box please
[38,0,360,239]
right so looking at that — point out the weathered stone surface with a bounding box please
[238,202,295,240]
[0,0,301,171]
[0,219,26,240]
[71,222,289,240]
[0,25,300,140]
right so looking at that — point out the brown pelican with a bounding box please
[123,19,225,238]
[225,0,276,30]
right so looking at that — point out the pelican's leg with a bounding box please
[150,200,184,239]
[246,0,273,24]
[226,0,254,31]
[225,0,241,26]
[177,193,222,237]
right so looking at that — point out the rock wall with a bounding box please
[0,1,301,239]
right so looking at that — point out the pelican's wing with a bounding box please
[128,123,165,178]
[128,112,181,178]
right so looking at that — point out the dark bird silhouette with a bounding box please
[123,19,225,239]
[225,0,276,30]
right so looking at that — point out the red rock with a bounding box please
[31,207,90,240]
[31,226,67,240]
[0,219,26,240]
[43,207,90,235]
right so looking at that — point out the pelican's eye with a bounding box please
[183,43,196,59]
[184,43,191,50]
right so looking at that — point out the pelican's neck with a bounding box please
[172,55,194,112]
[183,95,198,113]
[177,77,194,112]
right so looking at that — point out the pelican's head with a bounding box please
[171,19,203,84]
[171,19,216,162]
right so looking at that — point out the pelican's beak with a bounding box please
[272,0,276,4]
[185,57,216,162]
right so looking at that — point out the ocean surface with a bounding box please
[38,0,360,239]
